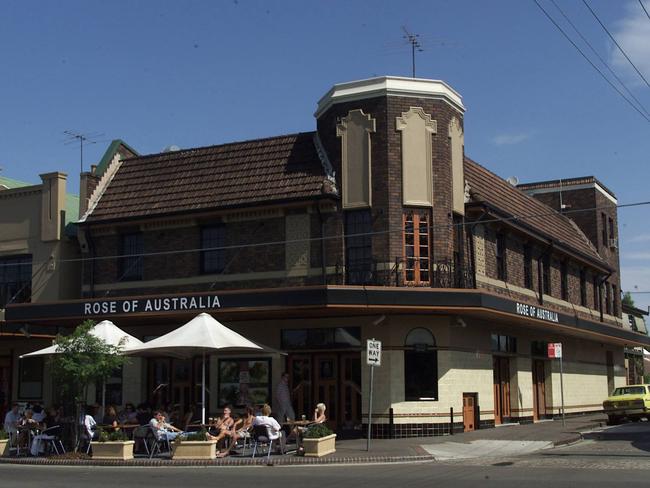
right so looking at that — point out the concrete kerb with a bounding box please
[0,454,436,467]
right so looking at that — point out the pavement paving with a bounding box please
[0,413,607,466]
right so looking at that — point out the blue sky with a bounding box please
[1,0,649,309]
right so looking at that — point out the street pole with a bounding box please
[560,356,566,427]
[367,363,374,451]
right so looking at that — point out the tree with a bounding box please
[622,291,635,308]
[50,320,128,449]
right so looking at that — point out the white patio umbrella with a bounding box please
[125,312,275,425]
[20,320,144,415]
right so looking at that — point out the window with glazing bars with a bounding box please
[0,255,32,308]
[580,269,587,306]
[593,276,600,311]
[201,225,225,274]
[403,210,430,285]
[542,255,551,295]
[345,210,373,285]
[120,233,143,281]
[560,261,568,301]
[496,233,507,281]
[605,283,612,315]
[523,245,533,289]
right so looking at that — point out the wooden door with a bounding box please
[340,353,362,431]
[171,359,192,414]
[0,356,11,422]
[493,356,511,425]
[288,355,312,419]
[314,354,339,428]
[463,393,477,432]
[532,360,547,421]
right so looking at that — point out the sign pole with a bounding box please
[560,354,566,427]
[367,363,374,451]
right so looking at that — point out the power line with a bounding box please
[581,0,650,89]
[549,0,650,118]
[1,198,650,270]
[533,0,650,123]
[640,0,650,22]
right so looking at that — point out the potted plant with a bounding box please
[302,424,336,457]
[0,429,8,457]
[171,429,217,460]
[92,428,135,460]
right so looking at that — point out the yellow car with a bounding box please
[603,384,650,424]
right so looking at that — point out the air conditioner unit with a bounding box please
[609,238,618,249]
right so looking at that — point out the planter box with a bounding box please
[0,439,8,457]
[171,440,217,460]
[303,434,336,457]
[92,441,135,460]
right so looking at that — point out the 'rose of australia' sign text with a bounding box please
[515,302,559,323]
[83,295,221,316]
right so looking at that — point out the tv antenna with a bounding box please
[63,130,104,173]
[402,26,423,78]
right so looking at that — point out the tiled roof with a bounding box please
[464,157,606,266]
[85,132,330,222]
[517,175,616,200]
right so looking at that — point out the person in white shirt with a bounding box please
[82,411,97,441]
[253,404,285,454]
[149,411,182,442]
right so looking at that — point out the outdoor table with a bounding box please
[283,420,313,454]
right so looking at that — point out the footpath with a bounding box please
[0,413,606,467]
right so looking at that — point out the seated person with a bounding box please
[82,406,99,442]
[119,403,138,425]
[42,407,58,429]
[18,409,40,448]
[31,402,46,423]
[292,403,327,440]
[253,404,285,453]
[136,403,151,426]
[217,406,255,457]
[207,405,235,446]
[102,405,119,429]
[149,410,183,442]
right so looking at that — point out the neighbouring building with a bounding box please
[0,140,137,418]
[5,77,649,437]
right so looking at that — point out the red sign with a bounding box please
[548,342,563,358]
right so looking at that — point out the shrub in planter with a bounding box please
[92,428,134,460]
[302,424,336,458]
[0,429,8,457]
[172,429,216,460]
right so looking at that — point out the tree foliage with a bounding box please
[50,320,128,404]
[622,292,635,308]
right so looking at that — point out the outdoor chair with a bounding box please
[148,427,172,459]
[132,425,152,456]
[251,425,284,461]
[35,425,65,456]
[6,429,22,456]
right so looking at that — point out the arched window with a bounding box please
[404,328,438,401]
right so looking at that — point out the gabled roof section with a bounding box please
[464,157,606,267]
[94,139,139,177]
[84,132,331,223]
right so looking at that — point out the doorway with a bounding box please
[532,360,547,421]
[287,352,361,431]
[463,392,478,432]
[492,356,511,425]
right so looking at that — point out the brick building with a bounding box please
[6,76,650,437]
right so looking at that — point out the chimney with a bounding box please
[39,172,67,241]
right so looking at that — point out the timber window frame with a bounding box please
[403,210,431,286]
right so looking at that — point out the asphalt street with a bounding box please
[1,422,649,487]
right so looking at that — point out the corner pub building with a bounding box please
[6,76,650,438]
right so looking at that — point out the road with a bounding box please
[1,422,649,487]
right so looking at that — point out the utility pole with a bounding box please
[63,130,104,173]
[402,26,423,78]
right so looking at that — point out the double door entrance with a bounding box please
[287,352,361,432]
[532,359,548,421]
[492,356,511,425]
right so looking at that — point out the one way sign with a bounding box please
[367,339,382,367]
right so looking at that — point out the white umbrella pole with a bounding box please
[202,351,206,425]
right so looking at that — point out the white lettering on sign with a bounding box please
[82,295,221,316]
[367,339,382,367]
[515,302,559,323]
